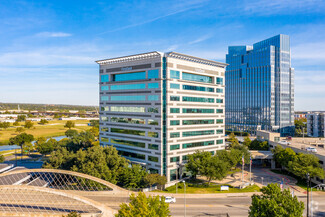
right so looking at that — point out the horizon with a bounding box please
[1,0,325,110]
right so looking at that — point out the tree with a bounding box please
[231,144,250,165]
[24,120,34,129]
[249,183,304,217]
[116,192,170,217]
[39,119,49,125]
[0,154,4,163]
[249,139,269,151]
[37,139,56,156]
[17,115,26,122]
[201,155,230,185]
[23,142,35,156]
[63,212,81,217]
[65,129,78,138]
[186,151,212,179]
[16,127,25,133]
[287,153,324,179]
[243,135,252,148]
[64,121,75,129]
[13,121,20,126]
[89,120,99,128]
[88,127,99,138]
[228,133,239,147]
[118,164,148,188]
[0,122,10,130]
[272,145,296,168]
[144,174,167,189]
[9,133,34,160]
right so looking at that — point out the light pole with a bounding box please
[261,177,264,186]
[182,180,186,217]
[306,173,310,217]
[311,184,325,217]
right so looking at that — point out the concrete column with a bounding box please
[271,159,276,169]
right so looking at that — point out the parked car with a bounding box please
[278,140,291,145]
[164,196,176,203]
[306,147,317,153]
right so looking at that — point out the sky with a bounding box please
[0,0,325,110]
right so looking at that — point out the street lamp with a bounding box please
[311,184,325,217]
[306,173,310,217]
[182,180,186,217]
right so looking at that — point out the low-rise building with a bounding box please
[307,112,325,137]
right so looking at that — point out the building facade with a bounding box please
[225,34,294,136]
[307,112,325,137]
[96,52,227,182]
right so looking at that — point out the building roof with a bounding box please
[96,51,227,68]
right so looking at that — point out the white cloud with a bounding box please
[188,34,213,45]
[36,32,72,37]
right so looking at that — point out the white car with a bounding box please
[306,147,317,153]
[164,196,176,203]
[278,140,290,145]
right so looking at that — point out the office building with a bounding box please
[96,51,226,182]
[225,34,294,136]
[307,112,325,137]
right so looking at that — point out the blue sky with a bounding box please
[0,0,325,110]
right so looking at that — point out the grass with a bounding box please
[0,149,19,155]
[155,179,260,194]
[0,119,92,145]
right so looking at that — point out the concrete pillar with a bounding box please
[271,159,276,169]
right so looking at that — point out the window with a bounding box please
[148,144,159,150]
[101,116,108,121]
[216,99,223,103]
[182,72,212,83]
[182,96,214,103]
[148,107,158,113]
[101,127,109,132]
[170,96,180,101]
[101,96,109,101]
[170,132,180,138]
[170,144,180,150]
[216,88,223,93]
[148,119,158,125]
[148,156,159,162]
[111,117,145,124]
[216,119,223,124]
[182,130,214,137]
[170,108,180,113]
[182,108,214,113]
[148,132,159,138]
[216,109,223,114]
[170,70,180,79]
[182,119,214,125]
[216,77,223,85]
[119,150,145,160]
[170,169,177,181]
[170,120,180,126]
[110,106,145,113]
[101,86,109,91]
[101,137,109,142]
[111,128,145,136]
[148,95,159,101]
[111,83,146,90]
[111,95,146,101]
[170,83,180,89]
[148,69,159,79]
[216,139,223,144]
[182,155,188,161]
[149,168,159,174]
[216,129,223,134]
[183,85,214,92]
[148,83,159,88]
[182,140,214,149]
[111,139,145,148]
[113,72,146,82]
[170,156,180,163]
[101,106,109,111]
[101,75,109,82]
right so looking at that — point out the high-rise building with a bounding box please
[307,112,325,137]
[225,34,294,136]
[96,51,226,183]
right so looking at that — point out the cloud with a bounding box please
[36,32,72,37]
[188,34,213,45]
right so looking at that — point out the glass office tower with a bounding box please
[225,34,294,136]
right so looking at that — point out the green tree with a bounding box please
[116,192,170,217]
[186,151,212,179]
[39,119,49,125]
[243,136,252,148]
[231,144,250,165]
[65,129,78,138]
[287,153,324,179]
[24,120,34,129]
[0,154,4,163]
[118,164,148,188]
[23,142,35,156]
[9,133,34,160]
[17,115,26,122]
[294,118,307,137]
[272,145,296,168]
[64,121,75,129]
[0,122,10,130]
[62,211,81,217]
[37,139,57,156]
[144,174,167,189]
[13,121,20,126]
[249,183,304,217]
[201,155,230,185]
[89,120,99,128]
[15,127,25,133]
[228,133,239,147]
[249,140,269,151]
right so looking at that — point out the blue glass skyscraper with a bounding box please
[225,34,294,136]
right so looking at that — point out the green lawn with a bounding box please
[0,119,91,145]
[156,180,260,194]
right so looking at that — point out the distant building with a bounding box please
[307,112,325,137]
[225,34,294,136]
[96,51,226,182]
[294,112,307,120]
